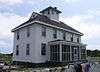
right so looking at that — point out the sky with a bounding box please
[0,0,100,54]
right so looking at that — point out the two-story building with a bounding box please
[12,6,87,65]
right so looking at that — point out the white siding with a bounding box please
[42,10,59,21]
[13,24,37,63]
[13,23,81,63]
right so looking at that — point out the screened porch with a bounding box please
[48,40,86,63]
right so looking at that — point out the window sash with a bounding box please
[53,29,57,38]
[77,37,79,43]
[50,45,60,61]
[26,44,30,55]
[16,45,19,55]
[42,26,46,37]
[41,43,46,55]
[27,27,30,37]
[71,34,73,42]
[17,31,19,40]
[63,32,66,40]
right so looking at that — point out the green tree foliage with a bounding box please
[0,53,12,65]
[87,50,100,57]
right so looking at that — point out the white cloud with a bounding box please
[60,12,100,50]
[0,12,28,37]
[87,45,100,50]
[0,12,29,53]
[27,0,79,5]
[27,0,47,5]
[0,0,23,5]
[88,9,100,16]
[61,0,80,3]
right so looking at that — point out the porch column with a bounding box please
[60,43,62,62]
[70,45,72,61]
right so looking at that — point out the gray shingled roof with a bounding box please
[12,12,83,35]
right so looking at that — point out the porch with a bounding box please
[48,40,87,63]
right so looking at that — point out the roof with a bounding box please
[40,6,62,13]
[48,39,86,46]
[12,12,83,35]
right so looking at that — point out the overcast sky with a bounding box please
[0,0,100,53]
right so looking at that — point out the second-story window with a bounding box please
[53,29,57,39]
[27,27,30,37]
[16,45,19,55]
[26,44,30,55]
[77,36,79,43]
[63,32,66,40]
[71,34,73,42]
[17,31,19,40]
[52,10,54,14]
[48,10,50,14]
[42,26,46,37]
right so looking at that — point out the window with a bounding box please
[27,27,30,37]
[77,37,79,43]
[52,10,54,14]
[74,48,77,54]
[72,46,80,60]
[17,31,19,40]
[63,32,66,40]
[48,11,50,14]
[53,29,57,38]
[42,26,46,37]
[62,45,70,61]
[41,43,46,55]
[71,46,74,60]
[26,44,30,55]
[77,47,80,60]
[50,45,60,61]
[71,34,73,42]
[81,47,86,59]
[16,45,19,55]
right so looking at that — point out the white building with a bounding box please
[12,6,87,64]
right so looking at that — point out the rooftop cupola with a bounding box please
[40,6,61,21]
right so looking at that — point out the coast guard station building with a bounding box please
[12,7,87,64]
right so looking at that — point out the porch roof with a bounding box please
[48,39,86,46]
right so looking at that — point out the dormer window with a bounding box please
[30,12,38,19]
